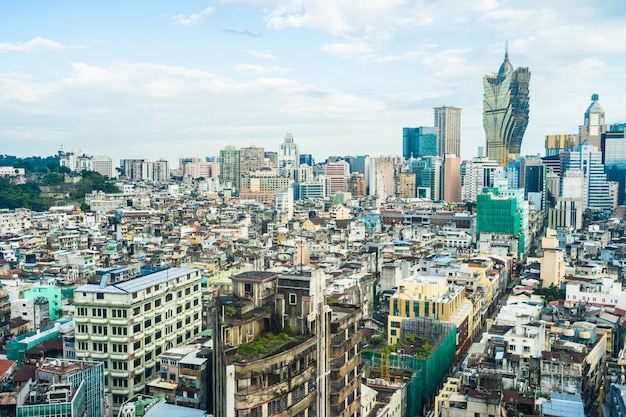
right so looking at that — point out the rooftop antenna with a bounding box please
[505,41,509,59]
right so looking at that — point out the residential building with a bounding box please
[91,155,115,178]
[396,172,416,199]
[434,106,461,158]
[539,230,565,287]
[482,49,531,166]
[240,146,265,180]
[73,267,203,412]
[461,157,505,202]
[443,155,461,202]
[386,276,473,356]
[325,161,350,197]
[220,146,241,192]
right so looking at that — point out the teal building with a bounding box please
[476,179,529,260]
[403,127,438,159]
[24,286,63,320]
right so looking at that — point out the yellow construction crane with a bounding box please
[381,348,390,381]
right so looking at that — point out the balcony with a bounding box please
[110,353,129,361]
[110,370,130,379]
[91,334,108,342]
[91,317,108,325]
[75,316,89,324]
[75,333,89,341]
[91,351,109,360]
[110,335,129,344]
[110,387,130,396]
[109,318,127,326]
[75,351,89,359]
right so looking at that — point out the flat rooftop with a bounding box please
[76,267,199,294]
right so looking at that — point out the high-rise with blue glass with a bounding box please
[403,127,438,159]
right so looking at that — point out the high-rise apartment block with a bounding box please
[443,155,462,202]
[461,157,505,202]
[483,49,530,166]
[213,270,363,417]
[119,159,169,181]
[74,267,203,412]
[434,106,461,157]
[240,146,265,179]
[220,146,241,192]
[324,161,350,197]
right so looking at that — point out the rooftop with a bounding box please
[75,267,199,294]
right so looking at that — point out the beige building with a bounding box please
[540,229,565,287]
[396,172,416,199]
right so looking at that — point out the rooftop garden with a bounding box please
[235,329,309,362]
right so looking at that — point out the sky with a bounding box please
[2,1,626,167]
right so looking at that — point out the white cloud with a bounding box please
[233,63,291,74]
[0,37,70,53]
[321,42,373,56]
[172,6,215,26]
[247,49,276,59]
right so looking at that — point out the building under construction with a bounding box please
[363,317,457,417]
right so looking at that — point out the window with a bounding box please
[155,299,161,307]
[166,294,173,302]
[523,346,530,353]
[391,321,400,328]
[97,293,104,300]
[509,344,516,351]
[144,302,151,312]
[289,293,297,305]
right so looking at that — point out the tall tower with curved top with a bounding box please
[483,47,530,166]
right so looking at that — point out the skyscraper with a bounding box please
[278,133,299,174]
[580,94,607,148]
[219,145,241,192]
[482,48,530,167]
[434,106,461,157]
[560,141,613,210]
[402,127,438,159]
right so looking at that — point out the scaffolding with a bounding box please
[363,319,457,417]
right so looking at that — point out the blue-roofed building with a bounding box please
[541,392,585,417]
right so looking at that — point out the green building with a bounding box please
[476,181,529,261]
[24,286,63,320]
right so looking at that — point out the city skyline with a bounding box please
[2,1,626,165]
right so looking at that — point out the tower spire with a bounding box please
[505,41,509,59]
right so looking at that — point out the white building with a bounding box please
[73,267,203,411]
[461,157,505,202]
